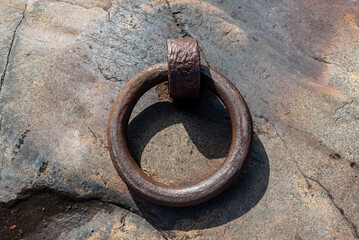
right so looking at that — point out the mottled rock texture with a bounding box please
[0,0,358,239]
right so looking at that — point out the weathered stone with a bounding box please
[0,0,358,239]
[0,189,164,239]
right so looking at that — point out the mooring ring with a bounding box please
[107,62,253,207]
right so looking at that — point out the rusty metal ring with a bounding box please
[107,63,253,207]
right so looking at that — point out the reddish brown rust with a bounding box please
[107,63,253,207]
[167,39,200,98]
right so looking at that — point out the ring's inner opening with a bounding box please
[127,82,232,187]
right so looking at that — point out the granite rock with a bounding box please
[0,0,358,239]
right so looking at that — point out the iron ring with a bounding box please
[107,62,253,207]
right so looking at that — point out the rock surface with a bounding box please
[0,0,358,239]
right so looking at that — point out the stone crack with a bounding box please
[272,125,359,239]
[0,186,166,239]
[163,0,211,67]
[302,173,359,238]
[311,56,332,64]
[88,126,108,150]
[0,186,137,223]
[0,4,27,92]
[335,100,354,112]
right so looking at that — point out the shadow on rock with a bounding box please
[127,89,270,230]
[128,88,233,161]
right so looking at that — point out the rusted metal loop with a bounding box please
[167,39,200,98]
[107,63,253,207]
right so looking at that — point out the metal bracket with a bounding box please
[167,38,200,98]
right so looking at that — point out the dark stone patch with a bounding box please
[329,153,341,159]
[38,162,48,173]
[0,188,116,240]
[14,129,30,152]
[0,189,76,240]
